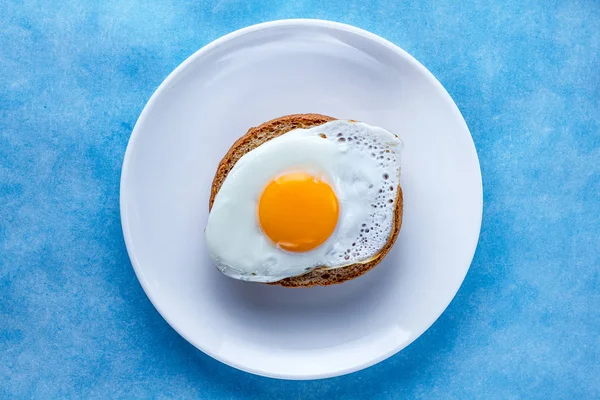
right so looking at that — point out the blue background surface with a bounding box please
[1,0,599,398]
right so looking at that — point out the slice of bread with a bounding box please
[209,113,403,287]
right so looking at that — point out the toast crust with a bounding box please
[208,114,403,287]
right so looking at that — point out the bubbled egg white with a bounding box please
[205,120,403,283]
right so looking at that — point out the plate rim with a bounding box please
[120,18,483,380]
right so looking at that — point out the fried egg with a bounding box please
[205,120,403,282]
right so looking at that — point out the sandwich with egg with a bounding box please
[205,114,403,287]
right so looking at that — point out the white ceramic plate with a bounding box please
[120,19,482,380]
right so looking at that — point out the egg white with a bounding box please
[205,120,403,283]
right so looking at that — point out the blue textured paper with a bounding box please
[1,0,599,398]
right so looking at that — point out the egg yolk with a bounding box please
[258,172,339,252]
